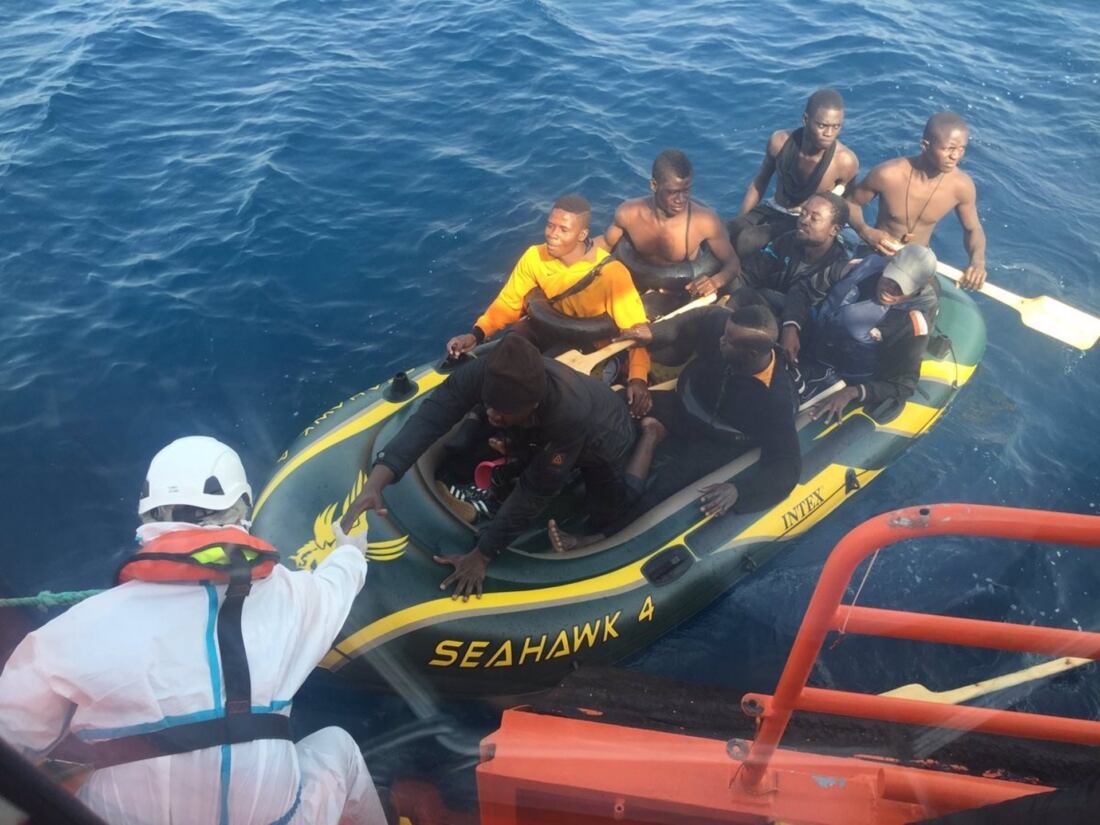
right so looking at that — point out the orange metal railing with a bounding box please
[737,503,1100,790]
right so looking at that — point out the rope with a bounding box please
[0,589,104,611]
[829,548,882,649]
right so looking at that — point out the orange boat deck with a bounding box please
[479,708,1054,824]
[475,504,1100,824]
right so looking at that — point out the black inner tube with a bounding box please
[677,359,752,438]
[524,287,618,345]
[613,235,722,292]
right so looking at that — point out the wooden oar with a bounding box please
[556,293,717,374]
[936,263,1100,351]
[881,656,1092,705]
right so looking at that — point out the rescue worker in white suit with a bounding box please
[0,436,387,825]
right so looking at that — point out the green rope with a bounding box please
[0,589,105,611]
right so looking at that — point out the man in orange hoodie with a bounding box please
[446,194,653,417]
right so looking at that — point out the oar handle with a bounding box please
[891,233,1019,305]
[935,262,1023,308]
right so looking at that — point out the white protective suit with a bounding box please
[0,527,385,825]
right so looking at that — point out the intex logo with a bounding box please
[781,489,826,530]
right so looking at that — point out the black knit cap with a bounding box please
[481,334,547,413]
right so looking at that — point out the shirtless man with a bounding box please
[846,112,987,289]
[601,149,741,299]
[730,88,859,258]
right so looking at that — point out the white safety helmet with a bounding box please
[139,436,252,519]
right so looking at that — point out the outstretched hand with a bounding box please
[341,481,387,532]
[959,261,987,291]
[614,323,652,346]
[446,333,478,360]
[809,386,860,425]
[686,274,721,298]
[866,229,902,256]
[332,519,368,555]
[699,482,738,517]
[434,549,489,601]
[626,378,652,418]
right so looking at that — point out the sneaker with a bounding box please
[793,362,839,404]
[446,482,499,519]
[435,481,478,525]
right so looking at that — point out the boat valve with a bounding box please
[384,371,418,402]
[844,467,861,493]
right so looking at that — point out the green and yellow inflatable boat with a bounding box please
[252,278,985,696]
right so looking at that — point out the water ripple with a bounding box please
[0,0,1098,716]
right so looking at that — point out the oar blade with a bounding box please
[936,260,1100,350]
[881,656,1092,705]
[557,340,630,375]
[880,682,937,701]
[556,293,717,374]
[1019,296,1100,351]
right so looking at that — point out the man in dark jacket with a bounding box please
[736,191,852,318]
[340,334,636,598]
[550,304,801,552]
[784,243,941,423]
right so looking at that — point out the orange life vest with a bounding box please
[53,527,292,771]
[118,527,279,585]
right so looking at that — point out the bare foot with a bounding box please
[548,518,604,553]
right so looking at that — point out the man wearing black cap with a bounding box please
[782,243,941,424]
[340,335,637,598]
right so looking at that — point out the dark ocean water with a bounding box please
[2,0,1099,799]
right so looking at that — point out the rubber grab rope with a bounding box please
[0,589,104,610]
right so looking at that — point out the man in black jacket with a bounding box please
[737,191,852,311]
[550,304,801,552]
[340,335,636,599]
[784,243,941,423]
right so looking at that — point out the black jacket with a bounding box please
[784,254,940,405]
[649,306,802,513]
[740,230,851,309]
[375,355,634,557]
[851,295,937,405]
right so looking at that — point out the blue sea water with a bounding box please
[2,0,1099,801]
